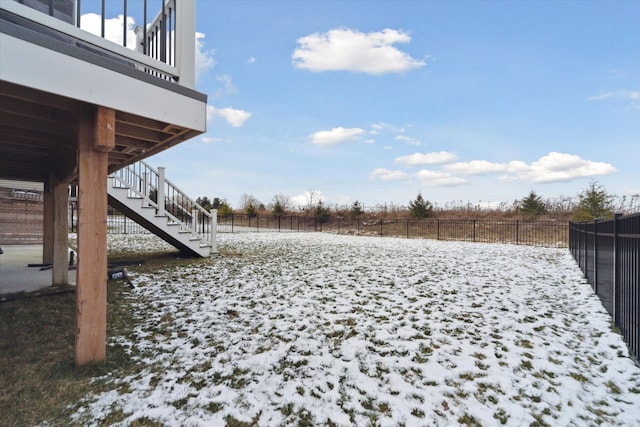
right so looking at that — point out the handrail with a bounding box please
[109,160,214,247]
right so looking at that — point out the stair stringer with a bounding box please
[107,181,212,257]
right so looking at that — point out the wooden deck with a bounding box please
[0,81,202,182]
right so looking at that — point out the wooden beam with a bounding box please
[42,178,54,265]
[0,81,84,112]
[94,106,115,153]
[75,107,113,366]
[52,178,69,286]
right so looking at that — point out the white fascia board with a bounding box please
[0,33,206,133]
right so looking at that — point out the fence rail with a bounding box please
[570,213,640,365]
[217,214,568,247]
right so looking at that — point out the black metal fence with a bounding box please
[218,214,568,247]
[570,213,640,365]
[69,205,150,234]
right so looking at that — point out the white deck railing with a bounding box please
[4,0,195,88]
[110,160,216,248]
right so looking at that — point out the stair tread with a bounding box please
[108,168,215,258]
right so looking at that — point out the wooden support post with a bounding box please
[75,106,113,366]
[43,179,54,264]
[52,178,69,285]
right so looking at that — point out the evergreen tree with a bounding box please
[245,202,257,217]
[273,200,285,215]
[196,196,212,212]
[314,200,331,222]
[517,190,547,217]
[572,181,614,221]
[408,193,434,219]
[217,202,232,216]
[211,197,223,210]
[350,200,364,219]
[271,194,290,215]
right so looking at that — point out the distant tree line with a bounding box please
[195,181,635,222]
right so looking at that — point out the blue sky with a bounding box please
[89,0,639,210]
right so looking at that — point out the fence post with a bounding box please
[256,215,259,232]
[437,219,440,240]
[613,213,622,323]
[473,219,476,242]
[583,222,588,282]
[516,220,519,245]
[406,219,409,239]
[593,220,598,293]
[231,213,234,233]
[157,167,165,216]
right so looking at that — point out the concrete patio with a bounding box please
[0,245,76,295]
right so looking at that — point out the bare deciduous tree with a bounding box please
[305,189,320,213]
[271,193,291,214]
[239,193,261,215]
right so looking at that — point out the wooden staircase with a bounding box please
[107,161,216,257]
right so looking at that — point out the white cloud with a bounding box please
[415,170,467,187]
[80,13,137,48]
[508,152,617,183]
[311,127,365,145]
[213,75,238,98]
[370,168,409,181]
[246,56,257,64]
[201,136,231,144]
[444,152,616,183]
[370,122,406,135]
[395,151,458,166]
[207,106,252,127]
[443,160,510,175]
[291,190,325,209]
[588,90,640,109]
[395,135,422,146]
[292,28,426,75]
[195,32,216,84]
[588,90,640,101]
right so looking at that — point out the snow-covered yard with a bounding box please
[74,232,640,426]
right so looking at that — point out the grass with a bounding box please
[0,279,138,426]
[0,243,184,427]
[2,233,639,426]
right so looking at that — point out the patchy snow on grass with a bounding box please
[73,232,640,426]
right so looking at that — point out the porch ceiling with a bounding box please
[0,81,201,183]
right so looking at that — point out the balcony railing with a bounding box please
[5,0,195,88]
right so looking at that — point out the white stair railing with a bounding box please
[109,160,215,249]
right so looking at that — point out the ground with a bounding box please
[67,232,640,426]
